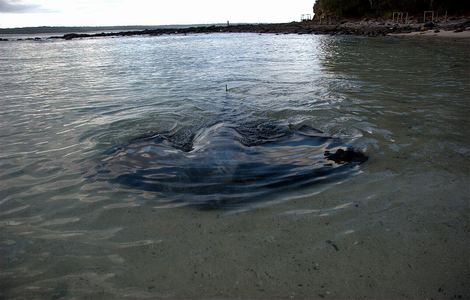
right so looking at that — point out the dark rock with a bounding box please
[326,240,340,251]
[454,28,464,33]
[0,38,8,41]
[424,21,435,29]
[63,33,86,40]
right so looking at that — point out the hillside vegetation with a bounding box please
[314,0,470,18]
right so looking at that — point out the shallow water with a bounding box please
[0,34,469,299]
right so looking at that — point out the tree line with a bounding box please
[314,0,470,18]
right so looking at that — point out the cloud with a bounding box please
[0,0,46,13]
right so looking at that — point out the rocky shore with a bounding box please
[51,17,470,40]
[2,17,469,42]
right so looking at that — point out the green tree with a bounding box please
[315,0,470,17]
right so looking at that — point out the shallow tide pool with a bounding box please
[0,33,469,299]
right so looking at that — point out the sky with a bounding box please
[0,0,315,28]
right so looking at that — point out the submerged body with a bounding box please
[97,123,367,209]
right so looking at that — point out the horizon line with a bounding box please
[0,21,298,30]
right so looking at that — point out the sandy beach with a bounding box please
[390,29,470,38]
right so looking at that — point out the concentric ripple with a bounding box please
[95,122,367,209]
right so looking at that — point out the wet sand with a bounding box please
[390,29,470,38]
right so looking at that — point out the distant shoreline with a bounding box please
[0,24,232,35]
[1,17,469,42]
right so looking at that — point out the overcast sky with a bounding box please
[0,0,315,28]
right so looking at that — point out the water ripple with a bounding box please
[94,122,367,209]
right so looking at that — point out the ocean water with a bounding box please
[0,34,469,299]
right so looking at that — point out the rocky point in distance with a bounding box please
[2,0,469,41]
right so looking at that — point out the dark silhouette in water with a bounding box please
[95,123,367,209]
[325,148,368,164]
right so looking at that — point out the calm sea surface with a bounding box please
[0,34,469,299]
